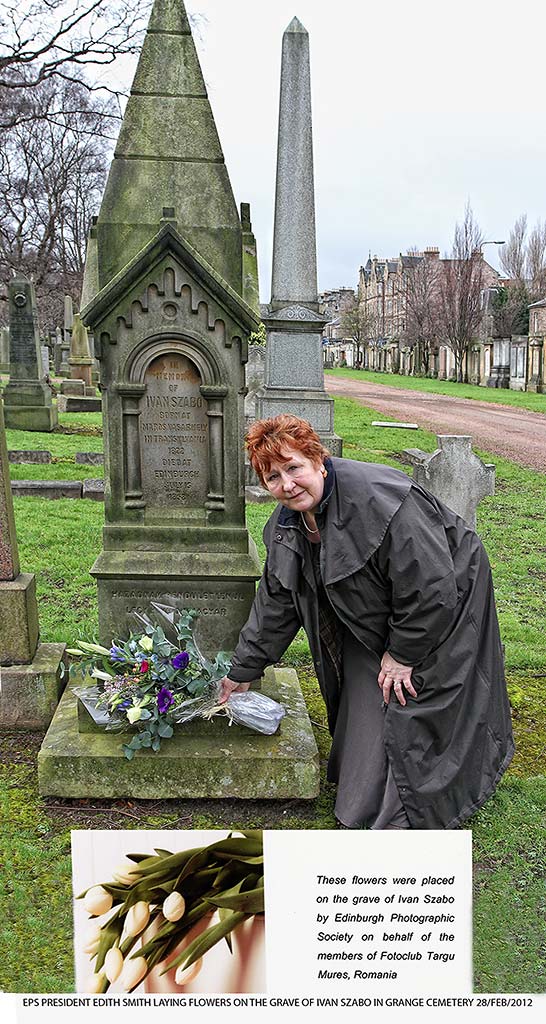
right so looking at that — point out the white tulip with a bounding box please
[162,891,186,922]
[83,971,105,993]
[112,860,140,886]
[83,886,113,916]
[104,947,124,983]
[120,956,148,991]
[124,900,150,937]
[174,957,203,986]
[82,922,102,956]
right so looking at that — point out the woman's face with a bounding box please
[262,448,325,512]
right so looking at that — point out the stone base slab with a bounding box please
[57,395,102,413]
[11,480,83,499]
[0,642,66,730]
[37,666,320,799]
[0,572,39,663]
[3,405,58,432]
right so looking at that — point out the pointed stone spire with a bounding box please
[90,0,242,293]
[270,17,318,309]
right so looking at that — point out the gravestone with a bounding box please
[256,18,341,455]
[53,326,63,375]
[487,337,510,388]
[59,295,73,376]
[245,343,266,424]
[241,202,260,316]
[0,398,65,728]
[40,345,50,378]
[2,276,58,431]
[77,0,263,657]
[0,327,9,373]
[404,435,495,530]
[69,314,95,393]
[38,0,319,801]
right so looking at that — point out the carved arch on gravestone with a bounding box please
[117,334,228,513]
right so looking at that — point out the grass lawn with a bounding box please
[1,397,545,992]
[326,367,546,415]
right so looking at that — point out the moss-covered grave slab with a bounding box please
[37,666,319,799]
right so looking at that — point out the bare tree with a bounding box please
[526,220,546,299]
[400,252,440,374]
[499,214,527,282]
[438,204,484,383]
[340,301,367,366]
[496,214,546,336]
[0,77,112,326]
[0,1,150,89]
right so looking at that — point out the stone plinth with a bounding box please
[57,395,101,413]
[0,642,66,730]
[38,666,319,799]
[0,572,39,663]
[256,305,342,455]
[61,379,85,396]
[0,398,65,728]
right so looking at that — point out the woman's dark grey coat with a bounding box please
[229,457,514,829]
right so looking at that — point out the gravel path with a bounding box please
[325,375,546,473]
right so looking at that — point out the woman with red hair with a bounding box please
[219,415,514,830]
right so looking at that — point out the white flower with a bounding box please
[112,860,140,886]
[124,900,150,937]
[104,947,124,983]
[83,971,105,993]
[127,705,142,724]
[139,636,154,652]
[82,923,102,956]
[120,956,148,991]
[174,958,203,987]
[162,892,186,922]
[83,886,113,916]
[91,668,115,681]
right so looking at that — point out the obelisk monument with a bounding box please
[256,17,341,454]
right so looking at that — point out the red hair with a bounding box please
[246,415,329,482]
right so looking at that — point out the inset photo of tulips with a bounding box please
[72,830,266,994]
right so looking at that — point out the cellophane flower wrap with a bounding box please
[68,603,231,759]
[77,831,265,994]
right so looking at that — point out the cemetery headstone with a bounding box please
[256,18,341,455]
[2,275,58,431]
[59,295,73,376]
[78,0,262,656]
[69,314,95,395]
[54,326,63,375]
[404,434,495,530]
[41,345,50,379]
[0,327,9,373]
[0,398,65,728]
[38,0,319,802]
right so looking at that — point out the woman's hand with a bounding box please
[218,676,252,704]
[378,652,417,706]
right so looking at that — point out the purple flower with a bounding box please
[110,645,126,662]
[172,651,190,671]
[157,687,175,714]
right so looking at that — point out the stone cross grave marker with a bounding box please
[404,435,495,530]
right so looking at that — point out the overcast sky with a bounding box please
[120,0,546,296]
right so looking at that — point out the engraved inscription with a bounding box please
[139,353,208,507]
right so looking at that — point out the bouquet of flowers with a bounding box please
[78,831,265,993]
[68,605,231,760]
